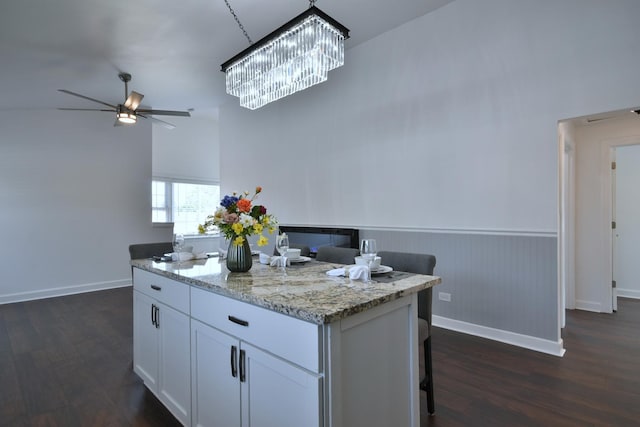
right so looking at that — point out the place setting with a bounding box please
[326,239,394,284]
[259,233,312,274]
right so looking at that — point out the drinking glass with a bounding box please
[276,233,290,275]
[173,233,185,253]
[360,238,378,283]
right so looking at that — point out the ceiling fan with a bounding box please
[58,72,191,129]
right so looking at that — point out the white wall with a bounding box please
[220,0,640,232]
[0,111,170,303]
[218,0,640,347]
[614,144,640,299]
[153,114,220,183]
[574,115,640,311]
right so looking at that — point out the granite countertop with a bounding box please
[130,256,441,325]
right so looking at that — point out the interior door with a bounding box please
[613,144,640,308]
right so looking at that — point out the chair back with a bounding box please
[315,246,360,264]
[272,244,311,257]
[377,251,436,325]
[129,242,174,260]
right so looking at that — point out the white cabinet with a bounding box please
[133,269,191,426]
[190,288,321,427]
[132,266,420,427]
[241,342,321,427]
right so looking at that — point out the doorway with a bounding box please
[558,111,640,316]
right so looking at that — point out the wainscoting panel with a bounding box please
[361,229,559,343]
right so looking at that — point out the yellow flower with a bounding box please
[268,227,276,234]
[233,236,245,246]
[257,235,268,247]
[253,223,263,234]
[198,224,205,234]
[232,223,244,235]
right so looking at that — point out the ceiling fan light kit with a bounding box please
[116,106,137,124]
[58,72,190,129]
[221,1,349,110]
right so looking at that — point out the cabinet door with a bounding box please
[242,343,321,427]
[133,290,159,391]
[158,303,191,426]
[192,319,241,427]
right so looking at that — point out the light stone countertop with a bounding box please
[130,256,441,325]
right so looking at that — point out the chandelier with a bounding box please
[221,1,350,110]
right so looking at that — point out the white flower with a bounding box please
[239,213,254,228]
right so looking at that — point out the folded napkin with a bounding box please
[326,265,369,281]
[171,251,207,262]
[270,256,291,267]
[171,252,193,262]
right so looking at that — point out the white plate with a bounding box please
[288,256,311,263]
[346,265,393,274]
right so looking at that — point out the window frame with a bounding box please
[152,177,220,236]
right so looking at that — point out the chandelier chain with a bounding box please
[309,0,316,7]
[223,0,253,45]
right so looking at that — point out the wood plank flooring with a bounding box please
[1,288,638,426]
[422,298,640,426]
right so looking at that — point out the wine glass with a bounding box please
[360,239,378,283]
[173,233,185,254]
[275,233,290,275]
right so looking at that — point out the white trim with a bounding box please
[573,300,603,313]
[432,315,566,357]
[152,175,220,186]
[283,223,557,238]
[0,279,131,305]
[615,289,640,300]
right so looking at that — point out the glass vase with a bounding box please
[226,239,253,272]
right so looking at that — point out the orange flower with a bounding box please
[237,198,252,213]
[255,186,262,194]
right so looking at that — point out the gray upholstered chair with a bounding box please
[377,250,436,415]
[272,244,311,257]
[315,246,360,264]
[128,242,174,260]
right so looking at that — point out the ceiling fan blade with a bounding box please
[124,91,144,110]
[58,107,115,112]
[136,109,191,117]
[58,89,117,109]
[138,113,176,129]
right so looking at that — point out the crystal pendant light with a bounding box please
[221,4,349,110]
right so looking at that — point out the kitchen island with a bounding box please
[131,256,441,427]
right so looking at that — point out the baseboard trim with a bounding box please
[617,289,640,300]
[0,279,132,305]
[574,300,604,313]
[433,315,565,357]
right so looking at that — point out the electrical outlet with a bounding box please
[438,292,451,302]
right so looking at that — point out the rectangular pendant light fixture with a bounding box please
[221,6,350,110]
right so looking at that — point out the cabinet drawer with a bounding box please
[191,286,321,373]
[133,269,189,314]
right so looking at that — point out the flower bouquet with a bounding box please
[199,186,277,272]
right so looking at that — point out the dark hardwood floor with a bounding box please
[1,288,638,426]
[422,298,640,427]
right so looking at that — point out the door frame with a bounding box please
[560,131,640,315]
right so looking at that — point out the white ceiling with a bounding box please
[0,0,454,118]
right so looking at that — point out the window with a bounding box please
[152,179,220,235]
